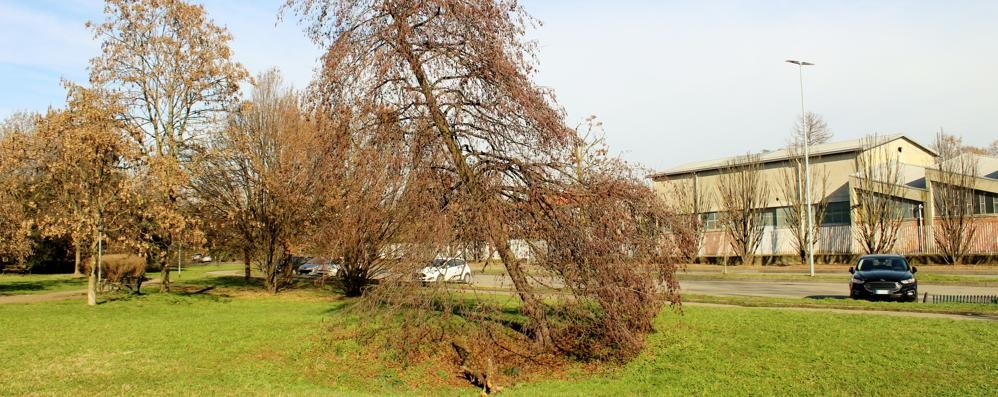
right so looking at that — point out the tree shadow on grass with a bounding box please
[184,275,265,290]
[0,278,86,296]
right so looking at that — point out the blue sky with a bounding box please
[2,0,996,170]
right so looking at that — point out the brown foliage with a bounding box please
[0,113,38,266]
[6,84,138,304]
[195,69,336,293]
[88,0,249,292]
[285,0,683,362]
[81,253,147,292]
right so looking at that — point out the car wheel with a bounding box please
[463,274,471,284]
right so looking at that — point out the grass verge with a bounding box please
[683,293,998,317]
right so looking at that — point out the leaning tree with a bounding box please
[285,0,682,360]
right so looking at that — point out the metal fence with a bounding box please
[930,294,998,304]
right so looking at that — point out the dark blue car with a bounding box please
[849,254,918,302]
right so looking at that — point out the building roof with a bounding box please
[852,161,928,189]
[647,134,937,180]
[936,153,998,180]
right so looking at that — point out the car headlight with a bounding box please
[900,278,915,285]
[850,278,865,284]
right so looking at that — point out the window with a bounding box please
[702,212,719,230]
[854,192,920,220]
[972,190,997,215]
[776,207,794,228]
[756,208,777,227]
[822,201,851,225]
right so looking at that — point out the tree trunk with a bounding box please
[73,243,82,277]
[243,248,251,282]
[87,254,97,306]
[494,236,553,348]
[160,257,171,293]
[397,35,554,348]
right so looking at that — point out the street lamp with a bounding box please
[786,59,816,277]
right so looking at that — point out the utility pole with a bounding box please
[786,59,816,277]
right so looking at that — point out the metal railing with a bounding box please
[929,294,998,304]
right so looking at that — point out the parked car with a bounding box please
[191,254,213,263]
[312,259,340,277]
[297,262,319,276]
[293,256,315,275]
[420,258,472,284]
[297,257,340,277]
[849,254,918,302]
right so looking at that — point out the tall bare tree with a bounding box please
[852,135,907,254]
[87,0,248,292]
[789,112,832,147]
[286,0,681,359]
[932,132,979,265]
[668,174,713,263]
[716,154,770,265]
[196,70,335,293]
[778,147,830,265]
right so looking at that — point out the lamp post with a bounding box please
[786,59,816,277]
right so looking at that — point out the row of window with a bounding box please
[931,188,998,215]
[698,192,997,230]
[700,201,852,229]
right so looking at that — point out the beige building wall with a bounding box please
[652,136,936,213]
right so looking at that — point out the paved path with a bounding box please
[684,302,997,321]
[0,279,160,305]
[0,289,87,304]
[470,274,998,299]
[677,280,998,299]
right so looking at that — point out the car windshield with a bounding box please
[431,259,447,268]
[857,257,909,272]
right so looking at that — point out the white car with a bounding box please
[314,262,340,277]
[420,258,472,284]
[298,258,339,277]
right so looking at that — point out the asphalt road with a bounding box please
[470,274,998,299]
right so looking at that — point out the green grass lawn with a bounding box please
[682,294,998,317]
[505,305,998,396]
[2,282,996,396]
[0,273,87,295]
[145,261,246,281]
